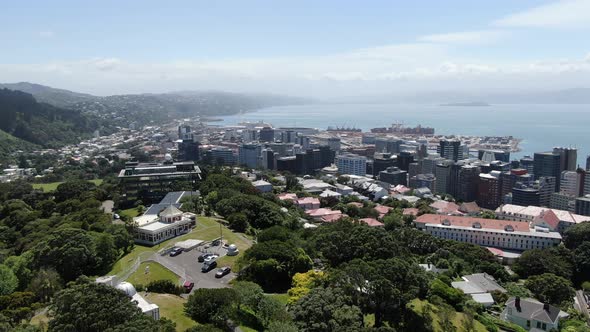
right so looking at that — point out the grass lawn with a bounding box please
[30,311,50,331]
[408,299,488,332]
[268,293,289,306]
[109,216,252,276]
[120,207,141,219]
[148,293,197,331]
[127,262,179,287]
[32,179,103,192]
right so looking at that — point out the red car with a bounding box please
[183,281,194,293]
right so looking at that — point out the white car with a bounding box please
[204,254,219,262]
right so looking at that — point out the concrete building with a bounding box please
[375,137,402,154]
[519,156,535,177]
[553,147,577,172]
[336,153,367,176]
[559,170,583,197]
[495,204,589,233]
[118,161,202,203]
[177,139,200,162]
[435,161,453,195]
[372,153,397,177]
[208,146,236,165]
[409,173,436,192]
[415,214,562,251]
[550,192,576,212]
[478,149,510,163]
[438,139,464,161]
[397,151,415,171]
[533,152,561,189]
[238,144,261,168]
[379,166,407,186]
[457,164,480,202]
[538,177,556,207]
[133,205,195,245]
[259,127,275,142]
[575,195,590,216]
[478,172,502,210]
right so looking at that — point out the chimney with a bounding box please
[543,303,550,311]
[515,297,521,312]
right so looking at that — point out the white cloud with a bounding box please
[418,30,506,44]
[494,0,590,28]
[38,30,55,38]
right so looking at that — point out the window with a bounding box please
[526,320,530,328]
[536,321,541,329]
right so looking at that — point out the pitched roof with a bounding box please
[415,214,530,232]
[505,297,567,324]
[403,208,419,216]
[459,202,481,214]
[159,205,183,217]
[533,209,560,230]
[359,218,384,227]
[430,200,460,214]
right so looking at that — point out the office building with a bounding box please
[326,137,341,151]
[575,196,590,216]
[336,153,367,176]
[422,155,445,175]
[276,156,297,174]
[519,156,534,177]
[560,170,583,197]
[238,144,261,168]
[118,161,202,203]
[435,161,453,195]
[408,162,421,178]
[533,152,561,188]
[375,137,402,154]
[259,127,275,142]
[438,139,464,161]
[457,165,480,202]
[553,147,577,172]
[372,152,397,177]
[177,139,200,162]
[409,173,436,191]
[512,183,540,207]
[261,148,276,170]
[208,147,236,165]
[415,214,562,251]
[397,151,415,171]
[587,155,590,171]
[280,130,297,143]
[478,172,502,209]
[550,192,576,212]
[379,166,408,186]
[178,125,192,140]
[538,177,556,207]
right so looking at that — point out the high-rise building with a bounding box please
[375,137,402,154]
[397,151,415,171]
[336,153,367,176]
[534,152,561,188]
[178,125,192,140]
[575,196,590,216]
[478,150,510,163]
[177,139,200,162]
[409,162,421,178]
[261,148,276,170]
[276,156,297,174]
[326,137,341,151]
[559,170,583,197]
[438,139,464,162]
[457,165,480,202]
[372,152,397,177]
[553,147,577,172]
[238,144,261,168]
[520,156,535,177]
[259,127,275,142]
[435,161,453,195]
[550,192,576,212]
[477,172,502,209]
[586,155,590,171]
[280,130,297,143]
[208,147,236,165]
[379,166,407,186]
[422,155,445,175]
[538,177,556,207]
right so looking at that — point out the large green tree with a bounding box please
[524,273,574,306]
[0,265,18,296]
[184,288,238,328]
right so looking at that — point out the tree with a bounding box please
[184,288,238,328]
[227,213,249,233]
[266,321,299,332]
[512,248,572,279]
[564,222,590,249]
[233,281,263,310]
[290,287,363,332]
[27,268,62,302]
[288,270,325,305]
[0,265,18,296]
[524,273,574,305]
[573,242,590,284]
[48,278,159,332]
[256,296,289,327]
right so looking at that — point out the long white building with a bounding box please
[415,214,562,251]
[495,204,589,233]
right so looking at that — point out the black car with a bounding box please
[169,247,183,257]
[201,260,217,273]
[198,253,214,262]
[215,267,231,278]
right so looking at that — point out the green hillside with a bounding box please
[0,129,38,162]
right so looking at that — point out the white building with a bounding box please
[495,204,589,233]
[252,180,273,193]
[502,297,568,332]
[133,205,195,245]
[96,277,160,320]
[415,214,562,251]
[336,153,367,176]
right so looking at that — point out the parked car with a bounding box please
[215,267,231,278]
[204,254,219,262]
[183,281,194,293]
[198,253,214,262]
[169,247,183,257]
[201,260,217,273]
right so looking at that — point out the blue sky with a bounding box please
[1,0,590,97]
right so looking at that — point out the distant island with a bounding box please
[440,101,490,107]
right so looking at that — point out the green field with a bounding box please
[120,207,142,219]
[408,299,488,332]
[32,179,103,192]
[148,293,197,331]
[127,262,179,287]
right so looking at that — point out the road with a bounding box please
[575,290,589,322]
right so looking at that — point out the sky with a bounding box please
[1,0,590,98]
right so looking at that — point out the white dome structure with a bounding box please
[165,153,173,161]
[227,244,239,256]
[116,282,137,297]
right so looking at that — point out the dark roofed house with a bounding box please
[502,297,568,332]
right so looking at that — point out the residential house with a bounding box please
[452,273,506,307]
[297,197,321,210]
[252,180,273,193]
[502,297,569,331]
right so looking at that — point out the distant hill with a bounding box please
[0,88,111,149]
[0,129,38,162]
[0,82,96,108]
[0,82,313,126]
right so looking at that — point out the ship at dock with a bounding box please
[371,122,434,135]
[327,126,362,132]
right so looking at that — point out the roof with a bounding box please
[533,209,560,230]
[403,208,420,216]
[160,191,199,205]
[159,205,183,217]
[277,193,297,201]
[297,197,321,205]
[145,203,182,216]
[459,202,481,214]
[463,273,506,293]
[430,200,460,214]
[505,297,568,324]
[320,189,342,198]
[374,204,392,215]
[252,180,272,187]
[452,281,485,294]
[471,293,495,305]
[321,213,346,223]
[416,214,530,232]
[307,208,342,218]
[496,204,589,224]
[359,218,384,227]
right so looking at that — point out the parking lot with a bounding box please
[154,245,237,291]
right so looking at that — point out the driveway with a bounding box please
[153,246,236,291]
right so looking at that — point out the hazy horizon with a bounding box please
[2,0,590,98]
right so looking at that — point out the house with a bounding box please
[374,204,392,219]
[403,208,420,216]
[300,179,335,194]
[359,218,384,227]
[320,189,342,199]
[277,193,297,201]
[502,297,569,331]
[418,263,448,274]
[459,202,481,215]
[391,184,411,195]
[252,180,273,193]
[452,273,506,307]
[306,208,344,223]
[414,187,433,198]
[297,197,321,210]
[133,205,196,245]
[430,200,461,215]
[335,183,354,195]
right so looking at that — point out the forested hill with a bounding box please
[0,82,313,126]
[0,88,109,149]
